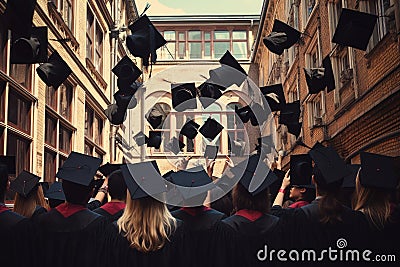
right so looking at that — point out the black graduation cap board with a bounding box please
[304,56,335,94]
[133,131,149,147]
[3,0,36,38]
[260,84,286,112]
[98,163,123,177]
[11,26,48,64]
[204,145,219,160]
[263,19,301,55]
[332,8,378,51]
[36,51,72,89]
[171,83,197,112]
[199,118,224,141]
[290,154,313,187]
[180,119,200,140]
[10,171,40,198]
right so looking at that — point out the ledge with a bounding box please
[85,58,107,91]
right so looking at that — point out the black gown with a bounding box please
[103,219,186,267]
[0,206,34,267]
[93,202,125,223]
[34,205,111,267]
[211,211,281,267]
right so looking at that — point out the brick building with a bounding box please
[252,0,400,167]
[0,0,141,186]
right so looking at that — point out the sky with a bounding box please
[135,0,263,16]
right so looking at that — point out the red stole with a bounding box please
[235,209,263,222]
[55,203,86,218]
[181,206,212,216]
[100,202,125,215]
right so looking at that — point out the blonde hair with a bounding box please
[13,185,49,218]
[353,171,391,230]
[117,192,177,253]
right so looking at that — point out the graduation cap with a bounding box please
[40,181,49,194]
[56,152,102,186]
[290,154,313,188]
[230,138,246,157]
[114,88,137,111]
[304,56,335,94]
[198,82,223,108]
[287,122,302,138]
[164,137,185,155]
[342,164,360,188]
[204,145,218,160]
[10,171,40,198]
[279,100,301,125]
[36,51,72,89]
[121,161,166,199]
[235,105,252,123]
[169,166,214,201]
[3,0,36,38]
[44,181,66,201]
[359,152,398,190]
[308,144,350,184]
[112,55,142,90]
[11,26,48,64]
[180,119,200,139]
[133,131,149,146]
[269,168,286,198]
[260,84,286,112]
[249,102,268,126]
[147,131,162,149]
[126,15,167,66]
[208,51,247,88]
[98,163,123,177]
[171,83,197,112]
[231,155,278,196]
[104,103,127,125]
[263,19,301,55]
[0,155,16,175]
[146,104,170,129]
[332,8,378,51]
[199,118,224,141]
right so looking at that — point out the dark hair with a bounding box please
[108,170,127,201]
[0,164,8,201]
[62,180,93,205]
[313,167,344,224]
[232,183,270,214]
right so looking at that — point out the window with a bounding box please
[214,31,230,59]
[360,0,390,51]
[7,133,31,176]
[9,64,33,91]
[188,31,202,59]
[204,32,211,59]
[328,0,345,41]
[226,103,245,154]
[0,21,7,72]
[84,103,105,158]
[8,89,31,134]
[86,6,103,74]
[159,31,176,59]
[44,81,74,182]
[307,94,324,127]
[0,81,5,122]
[150,103,171,153]
[302,0,316,28]
[285,1,299,70]
[232,31,247,59]
[50,0,74,31]
[178,32,186,59]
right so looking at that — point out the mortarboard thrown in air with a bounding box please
[3,0,36,38]
[104,103,127,125]
[249,102,268,126]
[180,119,200,140]
[147,131,162,149]
[263,19,301,55]
[359,152,398,190]
[304,55,335,94]
[133,131,149,147]
[126,15,167,66]
[56,151,102,186]
[11,26,48,64]
[164,137,185,155]
[98,163,123,177]
[146,104,170,129]
[36,51,72,89]
[171,83,197,112]
[290,154,314,188]
[197,82,224,108]
[121,161,166,199]
[204,145,219,160]
[332,8,378,51]
[199,118,224,141]
[279,100,301,126]
[260,83,286,112]
[235,105,252,124]
[112,55,142,91]
[287,122,302,138]
[10,171,40,198]
[0,155,16,175]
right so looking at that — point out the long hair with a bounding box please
[353,171,391,230]
[313,167,343,224]
[13,185,49,218]
[232,183,270,214]
[117,192,177,253]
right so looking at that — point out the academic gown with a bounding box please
[171,207,226,267]
[103,219,186,267]
[93,201,125,223]
[211,210,281,267]
[34,203,111,267]
[31,205,47,219]
[0,205,34,267]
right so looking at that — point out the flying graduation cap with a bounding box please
[164,137,185,155]
[304,56,335,94]
[133,131,149,147]
[207,51,247,88]
[263,19,301,55]
[332,8,378,51]
[204,145,219,160]
[147,131,162,149]
[171,83,197,112]
[146,104,170,129]
[180,119,200,140]
[279,100,301,126]
[3,0,36,38]
[197,82,224,108]
[290,154,313,188]
[260,84,286,112]
[112,56,142,91]
[126,15,167,66]
[36,51,72,89]
[199,118,224,141]
[11,26,48,64]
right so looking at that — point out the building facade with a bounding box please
[0,0,140,186]
[122,15,261,174]
[252,0,400,167]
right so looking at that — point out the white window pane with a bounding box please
[214,31,229,40]
[232,31,246,40]
[189,43,202,59]
[213,42,230,58]
[164,31,176,41]
[188,31,201,41]
[232,42,247,59]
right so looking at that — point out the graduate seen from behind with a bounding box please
[34,152,110,267]
[104,161,186,267]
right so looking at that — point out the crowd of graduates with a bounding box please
[0,141,399,267]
